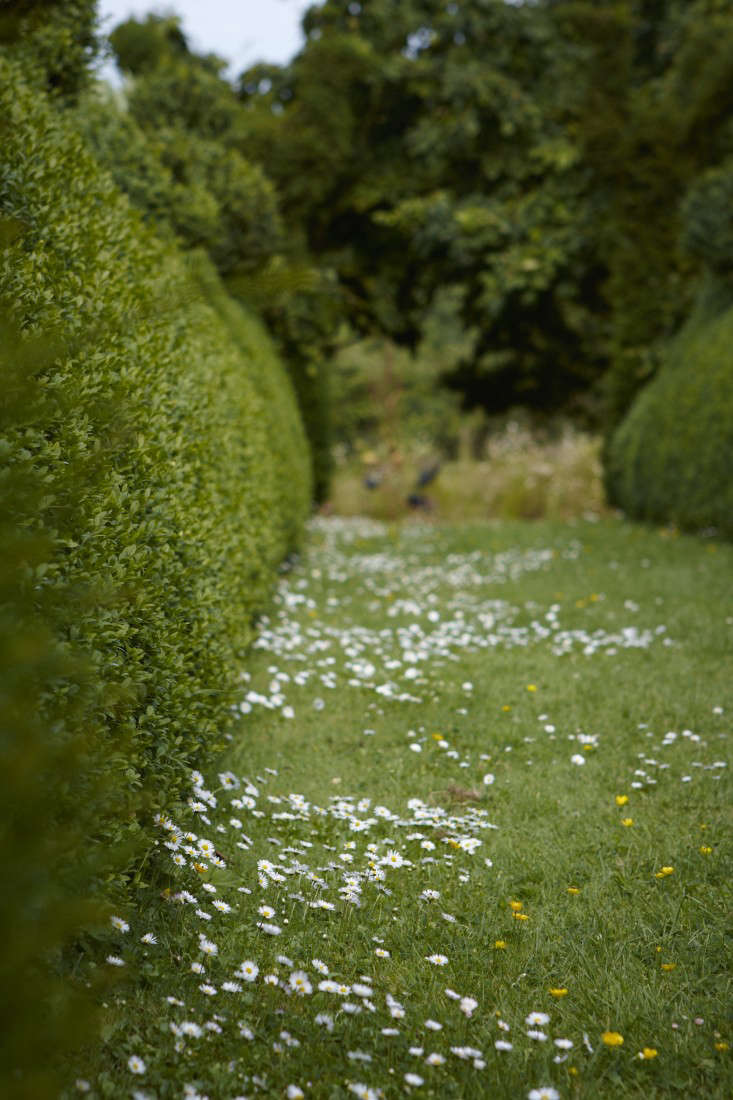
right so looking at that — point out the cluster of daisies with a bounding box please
[240,519,670,719]
[74,518,728,1099]
[95,767,588,1099]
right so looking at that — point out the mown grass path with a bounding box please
[86,517,731,1100]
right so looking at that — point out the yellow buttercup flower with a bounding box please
[509,900,523,911]
[661,962,676,971]
[549,987,568,997]
[494,940,507,949]
[714,1041,729,1052]
[699,845,713,855]
[526,684,537,692]
[621,817,634,826]
[615,795,629,806]
[514,912,529,921]
[567,886,580,895]
[601,1031,624,1047]
[639,1047,658,1060]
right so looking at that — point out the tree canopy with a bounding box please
[237,0,733,423]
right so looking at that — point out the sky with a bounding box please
[97,0,322,77]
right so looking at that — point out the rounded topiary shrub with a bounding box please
[0,52,311,838]
[0,53,311,1094]
[605,295,733,538]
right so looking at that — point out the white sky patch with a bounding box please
[96,0,322,82]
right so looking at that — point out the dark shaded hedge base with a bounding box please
[0,56,310,1096]
[606,287,733,541]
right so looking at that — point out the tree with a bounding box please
[237,0,608,419]
[238,0,733,424]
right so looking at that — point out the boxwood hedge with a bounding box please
[605,287,733,539]
[0,55,310,1093]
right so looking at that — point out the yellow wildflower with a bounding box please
[661,963,676,971]
[715,1041,728,1052]
[513,912,529,921]
[549,988,568,997]
[615,795,629,806]
[601,1031,624,1047]
[639,1048,658,1060]
[567,886,580,896]
[526,684,537,692]
[621,817,634,826]
[699,845,712,855]
[494,940,507,950]
[509,900,523,911]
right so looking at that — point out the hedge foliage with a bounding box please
[605,288,733,539]
[77,69,334,503]
[0,54,310,1094]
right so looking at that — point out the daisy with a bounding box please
[238,961,259,981]
[127,1055,146,1075]
[289,970,313,995]
[425,953,449,965]
[257,922,282,935]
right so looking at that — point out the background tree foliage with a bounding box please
[238,0,733,426]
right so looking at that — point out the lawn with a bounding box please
[79,515,731,1100]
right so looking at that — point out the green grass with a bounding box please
[72,516,731,1100]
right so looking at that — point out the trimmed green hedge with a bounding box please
[0,55,310,1094]
[605,290,733,539]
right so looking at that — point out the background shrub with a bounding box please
[604,293,733,538]
[0,55,310,1094]
[680,159,733,281]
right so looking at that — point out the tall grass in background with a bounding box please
[328,422,605,522]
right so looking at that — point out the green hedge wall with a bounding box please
[0,55,310,1094]
[605,289,733,539]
